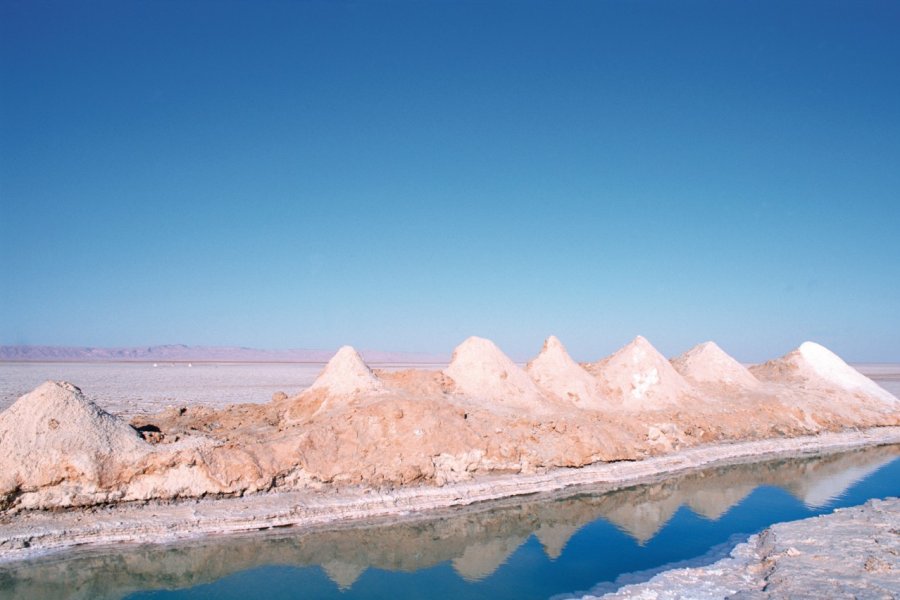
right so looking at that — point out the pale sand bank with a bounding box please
[2,426,898,564]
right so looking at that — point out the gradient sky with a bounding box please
[1,0,899,362]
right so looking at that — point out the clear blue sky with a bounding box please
[1,0,899,362]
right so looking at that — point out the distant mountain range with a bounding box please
[0,344,448,364]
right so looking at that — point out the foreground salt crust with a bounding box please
[584,496,900,599]
[0,335,897,514]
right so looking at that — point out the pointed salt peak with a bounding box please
[627,335,660,352]
[542,335,565,353]
[533,335,574,365]
[526,336,605,408]
[677,340,740,364]
[450,336,505,361]
[447,335,522,373]
[445,336,546,406]
[330,344,369,367]
[672,341,757,386]
[614,335,668,364]
[309,345,382,395]
[694,340,723,354]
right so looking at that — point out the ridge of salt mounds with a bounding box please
[444,336,547,410]
[0,381,148,508]
[670,341,759,388]
[751,341,898,405]
[526,335,607,409]
[309,345,384,397]
[585,336,693,410]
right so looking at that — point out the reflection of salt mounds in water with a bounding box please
[320,560,367,590]
[2,446,895,596]
[534,522,582,560]
[782,449,898,508]
[451,535,530,581]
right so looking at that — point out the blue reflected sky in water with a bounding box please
[127,456,900,600]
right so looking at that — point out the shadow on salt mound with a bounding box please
[585,336,693,410]
[443,336,549,410]
[751,341,898,405]
[526,335,608,410]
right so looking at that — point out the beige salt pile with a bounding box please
[0,381,148,509]
[526,335,607,410]
[585,336,693,410]
[671,341,759,388]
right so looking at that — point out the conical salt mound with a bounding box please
[585,336,692,410]
[444,336,546,409]
[526,336,607,409]
[751,341,897,405]
[0,381,147,509]
[671,341,758,388]
[309,346,383,397]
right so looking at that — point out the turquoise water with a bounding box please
[1,445,898,600]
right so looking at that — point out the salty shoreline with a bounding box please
[2,425,899,565]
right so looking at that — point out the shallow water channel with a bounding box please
[1,444,898,600]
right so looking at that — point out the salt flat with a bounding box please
[0,362,322,416]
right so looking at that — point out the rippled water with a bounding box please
[1,445,898,600]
